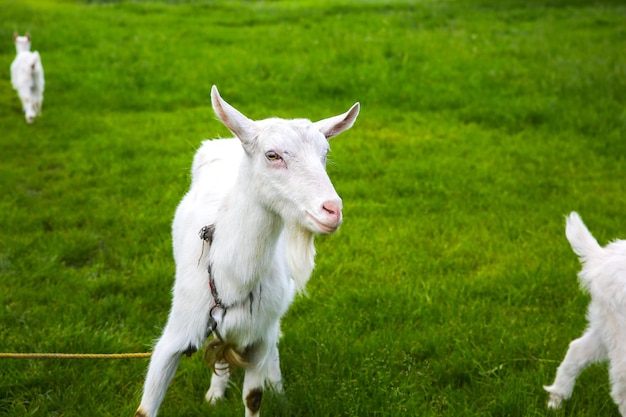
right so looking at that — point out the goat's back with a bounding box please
[191,138,242,187]
[10,51,44,92]
[172,139,242,262]
[585,239,626,305]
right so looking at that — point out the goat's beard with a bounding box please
[284,223,316,294]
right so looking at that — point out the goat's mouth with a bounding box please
[306,212,341,234]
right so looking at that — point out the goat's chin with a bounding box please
[305,212,341,235]
[316,224,340,235]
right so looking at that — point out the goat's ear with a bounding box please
[314,102,360,139]
[211,86,256,146]
[13,32,18,40]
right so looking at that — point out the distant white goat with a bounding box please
[10,33,44,124]
[135,86,359,417]
[544,212,626,416]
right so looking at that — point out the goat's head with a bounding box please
[211,86,359,235]
[13,33,31,54]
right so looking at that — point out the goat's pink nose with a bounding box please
[322,200,342,224]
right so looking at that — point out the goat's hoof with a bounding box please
[543,388,564,410]
[205,390,224,405]
[266,380,283,395]
[134,406,148,417]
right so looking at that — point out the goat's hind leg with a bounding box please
[607,332,626,416]
[205,337,282,409]
[544,328,607,409]
[206,360,231,404]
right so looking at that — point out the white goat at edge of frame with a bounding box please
[544,212,626,416]
[10,33,44,124]
[135,86,360,417]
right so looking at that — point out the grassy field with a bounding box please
[1,0,625,415]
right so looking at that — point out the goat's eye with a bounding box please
[265,151,281,161]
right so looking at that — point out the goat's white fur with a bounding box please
[544,212,626,415]
[135,86,359,417]
[10,33,44,124]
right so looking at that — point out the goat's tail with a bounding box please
[565,212,603,263]
[205,338,248,375]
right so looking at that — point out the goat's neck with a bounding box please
[210,184,283,305]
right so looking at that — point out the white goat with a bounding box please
[544,212,626,415]
[10,33,44,124]
[135,86,359,417]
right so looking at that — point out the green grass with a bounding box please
[1,0,625,415]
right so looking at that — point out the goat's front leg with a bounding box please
[242,328,282,417]
[134,335,184,417]
[544,328,607,409]
[243,348,267,417]
[33,98,41,114]
[266,338,283,394]
[135,292,211,417]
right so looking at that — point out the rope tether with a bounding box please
[0,352,151,359]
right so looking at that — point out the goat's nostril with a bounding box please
[322,200,342,220]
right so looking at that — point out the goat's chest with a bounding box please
[218,272,295,348]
